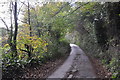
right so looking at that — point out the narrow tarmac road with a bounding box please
[48,44,97,78]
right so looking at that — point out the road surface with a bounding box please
[48,44,97,78]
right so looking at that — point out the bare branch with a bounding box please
[0,17,9,32]
[52,2,70,17]
[63,2,89,18]
[18,1,25,15]
[20,1,35,10]
[18,19,27,23]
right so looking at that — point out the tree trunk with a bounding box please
[94,16,108,51]
[106,2,120,45]
[11,1,18,56]
[28,2,32,37]
[28,2,32,58]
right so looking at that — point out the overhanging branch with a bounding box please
[52,2,70,17]
[0,17,10,32]
[63,2,89,18]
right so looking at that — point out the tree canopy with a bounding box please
[1,1,120,78]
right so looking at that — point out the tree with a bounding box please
[10,1,18,57]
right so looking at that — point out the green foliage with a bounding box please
[2,24,48,69]
[17,24,48,59]
[2,2,72,73]
[67,2,120,78]
[2,2,120,78]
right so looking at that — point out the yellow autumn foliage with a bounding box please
[17,24,48,59]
